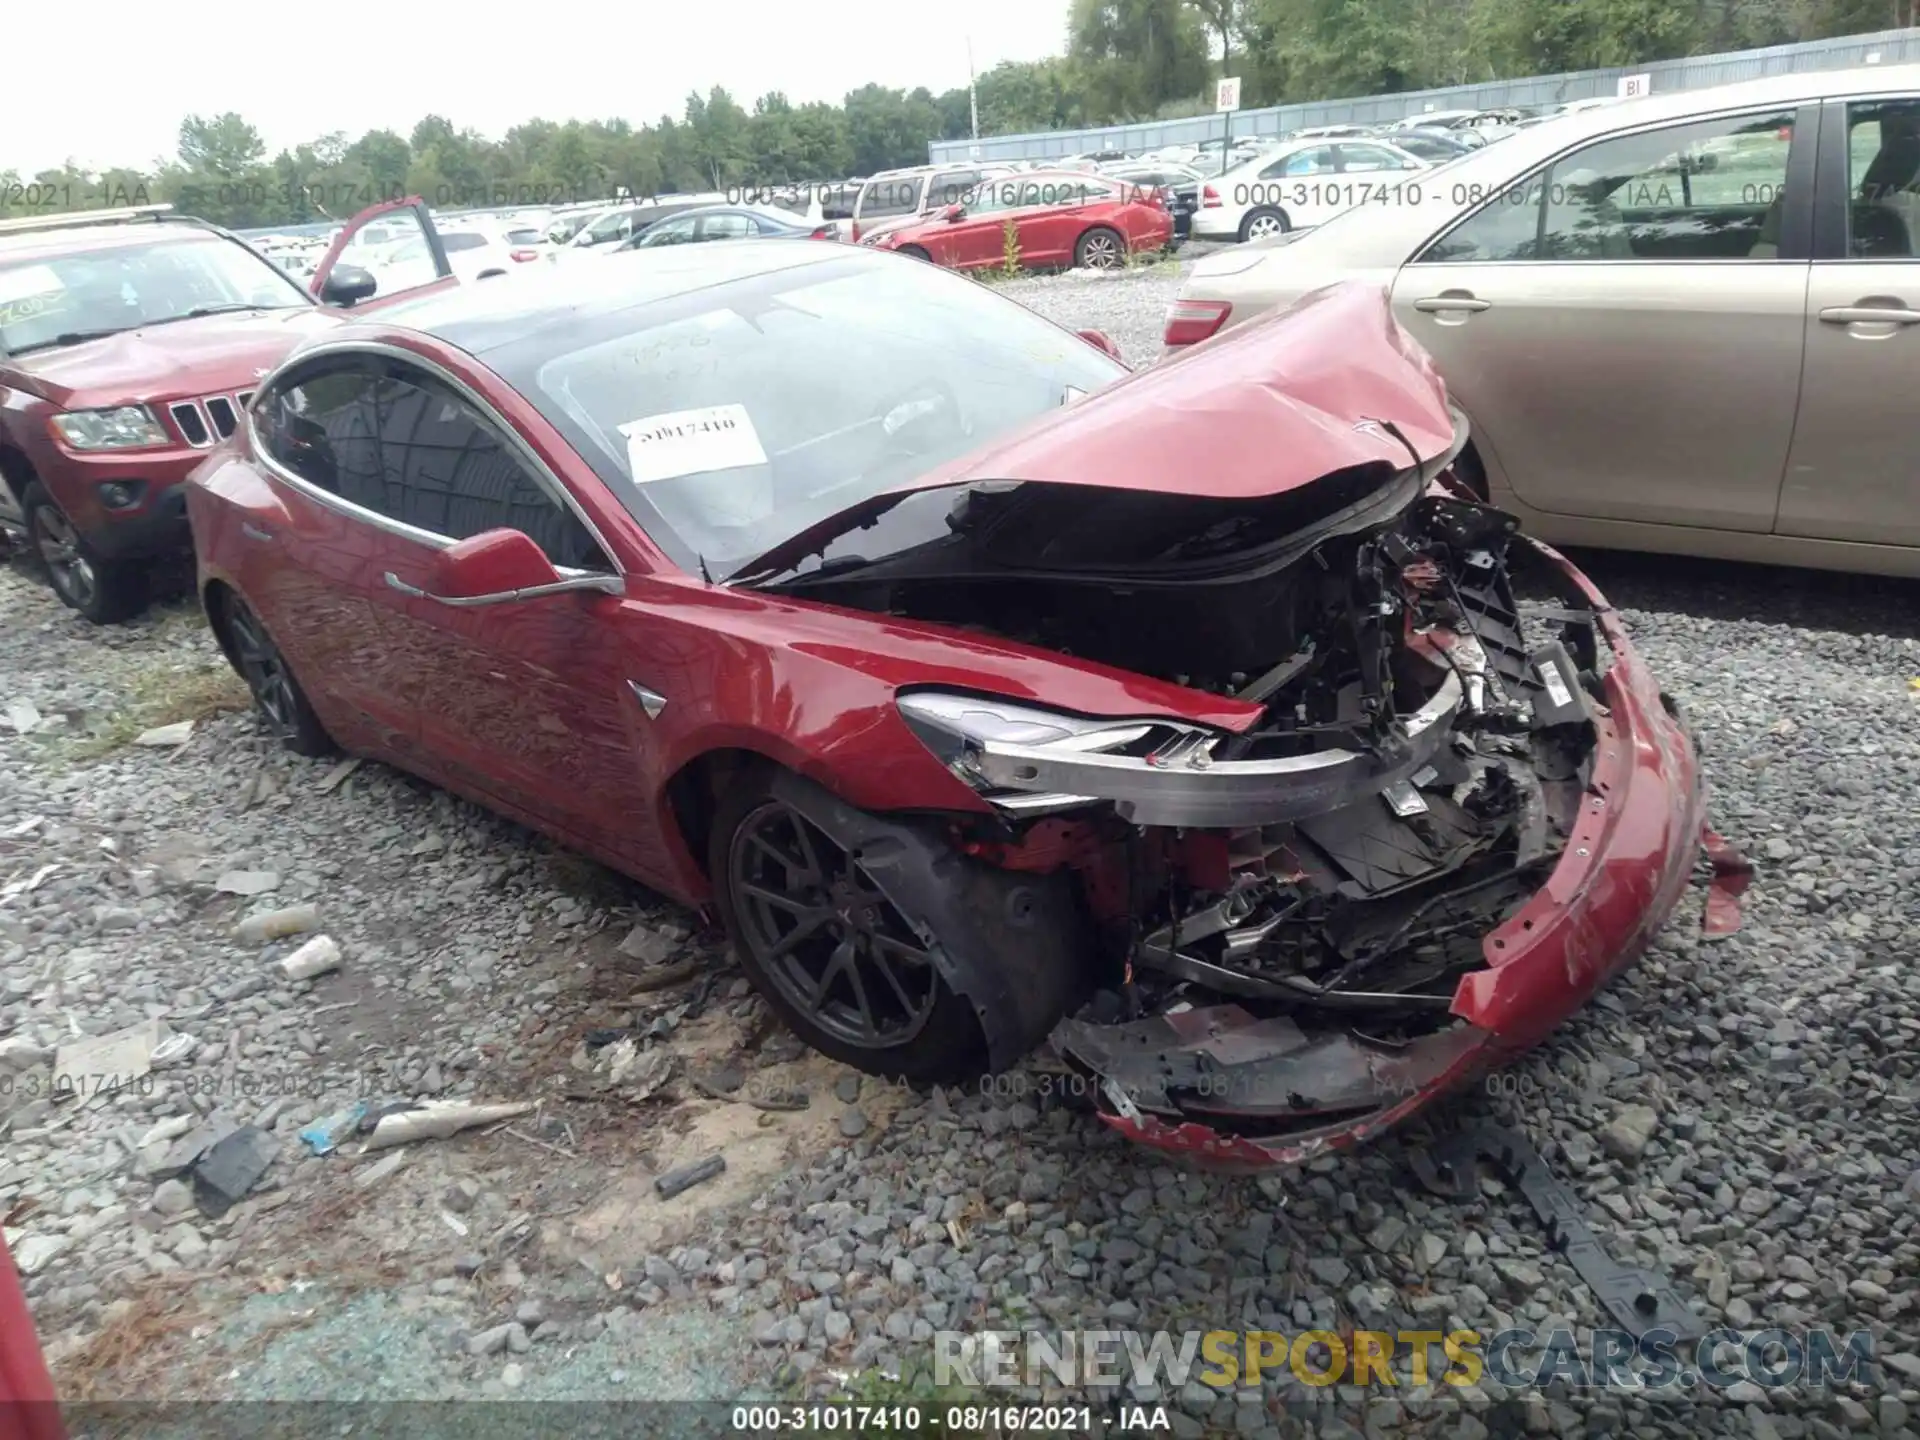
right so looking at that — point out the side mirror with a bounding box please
[1077,328,1121,359]
[942,203,966,222]
[383,529,623,607]
[319,263,377,307]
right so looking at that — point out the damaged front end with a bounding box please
[890,464,1739,1167]
[748,284,1747,1167]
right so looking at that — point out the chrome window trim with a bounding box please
[245,339,626,576]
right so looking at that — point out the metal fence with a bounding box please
[930,26,1920,163]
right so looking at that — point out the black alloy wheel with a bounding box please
[22,483,147,623]
[220,592,334,756]
[729,799,940,1049]
[710,773,989,1082]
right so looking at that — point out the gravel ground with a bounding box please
[3,262,1919,1437]
[998,249,1196,361]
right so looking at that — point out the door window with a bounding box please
[964,178,1029,216]
[1337,143,1418,172]
[257,356,607,570]
[927,171,984,209]
[1262,147,1335,179]
[637,216,699,247]
[579,210,638,244]
[1417,108,1797,263]
[698,212,755,241]
[1845,99,1920,257]
[857,175,926,220]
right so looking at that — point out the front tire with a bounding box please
[217,591,335,757]
[895,245,931,263]
[1074,226,1124,270]
[710,773,986,1083]
[1239,207,1290,242]
[22,483,147,624]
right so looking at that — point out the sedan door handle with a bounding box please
[240,522,274,542]
[1412,296,1492,313]
[1819,305,1920,325]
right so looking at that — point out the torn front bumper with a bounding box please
[1051,537,1749,1171]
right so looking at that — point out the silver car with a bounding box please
[1165,64,1920,578]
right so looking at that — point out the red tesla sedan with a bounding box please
[185,243,1740,1168]
[864,171,1175,271]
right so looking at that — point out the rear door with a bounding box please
[1390,101,1814,533]
[1022,175,1109,266]
[309,197,457,311]
[1776,93,1920,547]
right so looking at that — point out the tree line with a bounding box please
[0,0,1904,228]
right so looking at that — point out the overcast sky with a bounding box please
[9,0,1071,175]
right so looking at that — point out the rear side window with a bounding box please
[441,234,488,252]
[1419,107,1796,263]
[700,213,755,240]
[257,356,606,569]
[1262,148,1335,179]
[1338,144,1417,172]
[927,171,983,208]
[1846,98,1920,257]
[858,176,925,220]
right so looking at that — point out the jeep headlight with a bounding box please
[51,406,167,450]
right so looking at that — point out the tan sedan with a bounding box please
[1164,64,1920,578]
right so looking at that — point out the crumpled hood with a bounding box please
[910,279,1454,501]
[6,307,341,409]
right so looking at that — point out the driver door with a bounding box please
[927,179,1018,269]
[308,197,458,313]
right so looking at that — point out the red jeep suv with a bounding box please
[0,206,341,622]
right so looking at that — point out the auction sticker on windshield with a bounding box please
[0,264,63,306]
[0,263,66,326]
[618,404,769,485]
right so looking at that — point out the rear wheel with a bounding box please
[711,774,986,1082]
[1074,226,1124,270]
[1239,207,1290,242]
[218,591,335,756]
[22,483,147,624]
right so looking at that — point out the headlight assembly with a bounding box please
[50,406,168,451]
[897,690,1220,818]
[896,681,1464,829]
